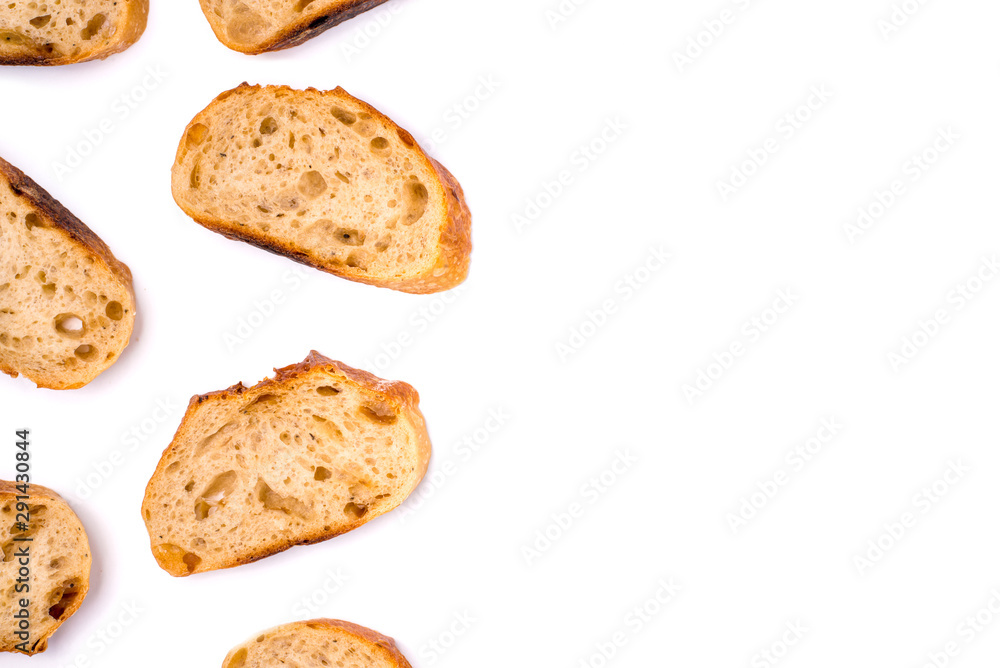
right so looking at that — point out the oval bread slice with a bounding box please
[141,351,432,577]
[222,619,413,668]
[171,84,472,294]
[199,0,390,55]
[0,0,148,66]
[0,156,136,390]
[1,481,91,656]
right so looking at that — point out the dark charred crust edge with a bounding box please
[208,0,392,55]
[0,0,149,67]
[170,83,471,294]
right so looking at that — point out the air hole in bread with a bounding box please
[74,344,95,361]
[54,314,85,339]
[47,581,79,620]
[370,137,390,155]
[255,480,310,518]
[260,117,278,135]
[334,228,364,246]
[402,181,428,226]
[154,543,202,574]
[24,212,42,230]
[190,163,201,189]
[227,7,269,45]
[345,251,368,270]
[331,107,356,126]
[247,394,278,410]
[187,123,209,147]
[316,385,340,396]
[314,466,332,481]
[81,14,106,40]
[195,470,238,520]
[298,171,327,199]
[105,301,124,320]
[344,502,367,519]
[360,403,397,425]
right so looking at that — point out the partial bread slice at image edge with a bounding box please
[0,156,136,390]
[141,351,432,577]
[0,0,149,66]
[222,619,413,668]
[0,481,91,655]
[199,0,390,55]
[171,84,472,294]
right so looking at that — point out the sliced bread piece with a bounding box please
[199,0,390,55]
[0,156,136,390]
[222,619,413,668]
[0,481,91,656]
[171,84,472,294]
[0,0,148,66]
[141,351,432,577]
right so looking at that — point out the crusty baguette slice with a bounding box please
[199,0,390,55]
[0,156,136,390]
[222,619,413,668]
[0,481,91,656]
[0,0,148,66]
[141,351,432,577]
[171,84,472,294]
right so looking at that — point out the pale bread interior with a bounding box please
[172,85,449,285]
[224,621,404,668]
[0,1,126,61]
[200,0,358,50]
[0,487,90,655]
[0,181,134,390]
[142,364,426,576]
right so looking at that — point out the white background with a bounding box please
[3,0,1000,666]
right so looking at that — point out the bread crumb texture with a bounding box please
[0,157,135,390]
[172,84,471,294]
[0,0,148,65]
[0,482,91,656]
[142,352,432,576]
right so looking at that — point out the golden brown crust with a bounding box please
[203,0,390,55]
[0,155,136,390]
[142,351,431,577]
[222,619,413,667]
[0,0,149,66]
[171,83,472,295]
[0,481,91,655]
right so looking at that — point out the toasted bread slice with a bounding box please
[0,481,91,656]
[141,351,432,577]
[171,84,472,294]
[199,0,390,55]
[0,156,135,390]
[0,0,148,66]
[222,619,413,668]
